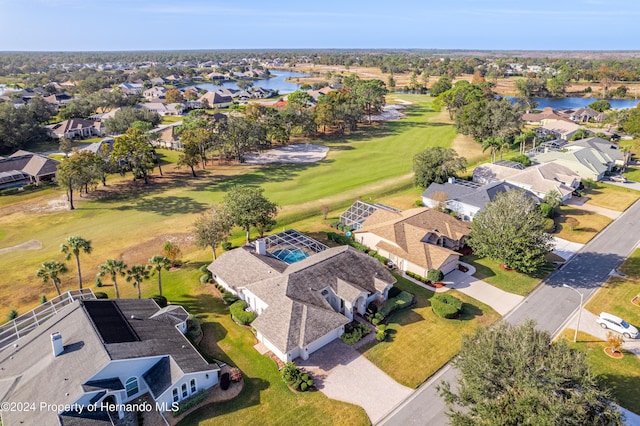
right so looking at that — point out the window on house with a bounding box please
[181,383,188,398]
[125,377,139,398]
[172,388,179,402]
[190,379,196,394]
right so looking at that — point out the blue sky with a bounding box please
[0,0,638,51]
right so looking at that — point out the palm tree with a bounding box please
[60,236,92,290]
[97,259,127,299]
[147,255,171,296]
[36,261,68,295]
[126,265,150,299]
[482,137,502,163]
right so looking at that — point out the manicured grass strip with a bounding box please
[585,182,640,212]
[585,248,640,326]
[359,274,499,388]
[623,166,640,183]
[154,266,370,426]
[553,206,612,244]
[461,255,553,296]
[558,330,640,415]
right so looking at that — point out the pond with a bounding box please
[184,70,308,94]
[504,96,639,110]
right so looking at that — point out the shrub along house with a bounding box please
[0,297,219,425]
[354,208,471,277]
[208,230,395,362]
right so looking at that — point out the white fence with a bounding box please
[0,289,95,351]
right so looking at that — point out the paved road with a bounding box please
[379,199,640,426]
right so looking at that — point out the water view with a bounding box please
[504,96,639,110]
[185,70,308,94]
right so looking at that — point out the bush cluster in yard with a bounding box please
[387,286,401,298]
[330,221,354,233]
[281,362,314,391]
[379,291,414,317]
[151,295,167,307]
[375,325,387,342]
[431,294,463,319]
[230,300,256,325]
[173,389,208,417]
[326,232,389,265]
[426,269,444,283]
[340,323,372,345]
[186,316,202,341]
[222,291,239,305]
[94,292,108,299]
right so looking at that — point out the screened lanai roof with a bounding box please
[0,170,29,189]
[260,229,328,264]
[339,200,402,230]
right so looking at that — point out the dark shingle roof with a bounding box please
[242,246,396,353]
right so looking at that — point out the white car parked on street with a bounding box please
[596,312,638,338]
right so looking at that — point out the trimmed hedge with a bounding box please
[431,294,463,319]
[387,286,401,298]
[230,300,256,325]
[94,292,109,299]
[406,270,430,284]
[173,389,208,417]
[379,291,414,317]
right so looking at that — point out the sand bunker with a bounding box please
[243,143,329,164]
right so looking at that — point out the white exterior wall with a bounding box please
[211,275,238,296]
[355,232,385,251]
[446,200,480,221]
[155,370,219,409]
[303,327,343,360]
[257,331,294,362]
[242,289,268,315]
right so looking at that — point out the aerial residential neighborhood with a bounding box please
[2,1,640,426]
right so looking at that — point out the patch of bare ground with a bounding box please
[0,239,42,254]
[430,109,485,163]
[119,233,196,265]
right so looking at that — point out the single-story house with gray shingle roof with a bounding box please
[528,137,628,181]
[473,162,580,201]
[46,118,101,139]
[0,298,219,425]
[208,243,395,362]
[422,179,534,221]
[0,150,60,186]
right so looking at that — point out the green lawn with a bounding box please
[553,206,612,244]
[461,255,553,296]
[161,115,184,125]
[358,274,500,388]
[0,95,457,317]
[584,182,640,212]
[623,166,640,183]
[558,330,640,415]
[156,268,369,426]
[585,248,640,326]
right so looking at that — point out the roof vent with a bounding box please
[51,332,63,357]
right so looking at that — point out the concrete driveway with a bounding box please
[443,268,524,316]
[564,309,640,357]
[297,339,412,424]
[552,237,585,261]
[565,196,621,219]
